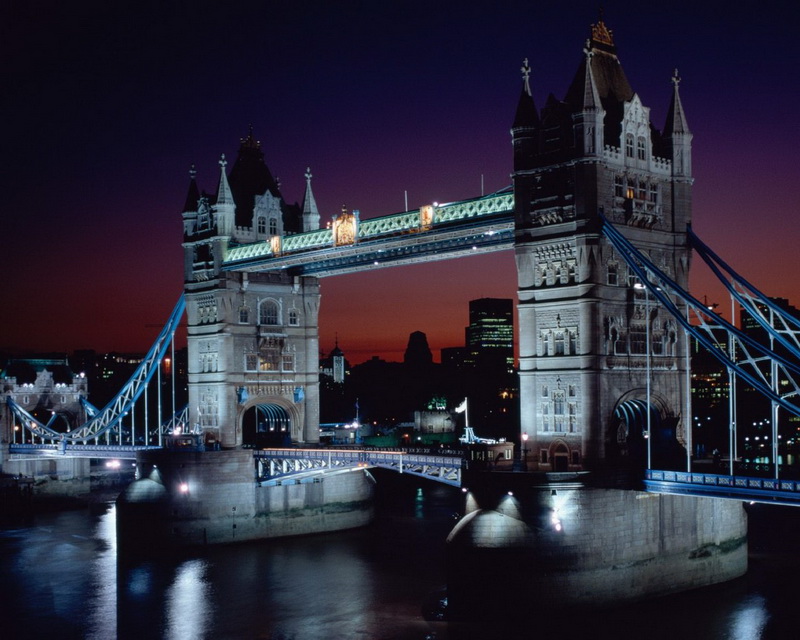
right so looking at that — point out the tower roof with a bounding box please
[563,18,634,147]
[227,127,282,228]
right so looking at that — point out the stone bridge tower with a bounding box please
[181,131,322,448]
[512,19,693,473]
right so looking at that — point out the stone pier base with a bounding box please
[446,474,747,617]
[117,448,375,551]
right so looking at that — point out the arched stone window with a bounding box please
[637,136,646,160]
[625,133,634,157]
[259,300,279,326]
[269,217,278,235]
[257,217,267,234]
[288,309,299,326]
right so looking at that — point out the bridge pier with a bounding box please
[0,443,92,500]
[446,473,747,617]
[116,448,375,551]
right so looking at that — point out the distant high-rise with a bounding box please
[465,298,514,371]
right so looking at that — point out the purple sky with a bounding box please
[4,1,799,363]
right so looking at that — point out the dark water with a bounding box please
[2,475,800,640]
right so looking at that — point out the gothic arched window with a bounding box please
[259,300,279,326]
[625,133,634,157]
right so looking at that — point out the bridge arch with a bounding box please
[239,396,300,448]
[610,391,683,468]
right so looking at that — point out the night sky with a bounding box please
[4,1,799,363]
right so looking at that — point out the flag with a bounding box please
[454,398,467,413]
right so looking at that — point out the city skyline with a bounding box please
[5,1,799,363]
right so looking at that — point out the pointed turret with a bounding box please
[664,69,692,178]
[511,58,539,171]
[301,167,321,231]
[572,41,605,156]
[214,154,236,236]
[182,165,200,238]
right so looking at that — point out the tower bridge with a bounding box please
[3,14,799,610]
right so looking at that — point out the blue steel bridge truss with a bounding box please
[600,216,800,503]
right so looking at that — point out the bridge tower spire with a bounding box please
[302,167,321,231]
[214,154,236,237]
[513,17,692,474]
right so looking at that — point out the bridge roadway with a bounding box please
[253,448,464,487]
[12,442,800,504]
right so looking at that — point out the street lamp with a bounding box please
[522,432,529,471]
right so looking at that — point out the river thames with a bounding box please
[2,472,800,639]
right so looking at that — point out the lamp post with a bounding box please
[522,432,529,471]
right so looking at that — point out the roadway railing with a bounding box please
[253,448,464,486]
[8,443,161,460]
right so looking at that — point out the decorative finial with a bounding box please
[341,204,347,216]
[521,58,531,95]
[219,154,227,170]
[189,164,196,180]
[305,167,312,183]
[583,38,594,59]
[672,68,681,87]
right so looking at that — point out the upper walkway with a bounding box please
[222,191,514,276]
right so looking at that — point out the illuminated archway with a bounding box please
[241,403,292,448]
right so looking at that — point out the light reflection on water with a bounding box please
[1,485,800,639]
